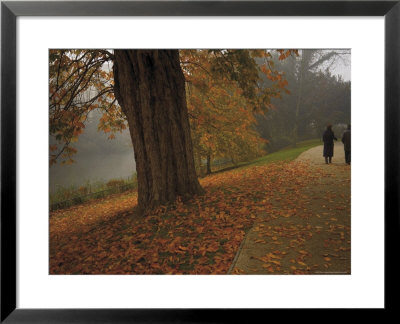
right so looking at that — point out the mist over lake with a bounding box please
[49,110,136,193]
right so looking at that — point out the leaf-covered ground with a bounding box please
[50,144,350,275]
[231,150,351,274]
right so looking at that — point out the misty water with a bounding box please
[49,111,136,194]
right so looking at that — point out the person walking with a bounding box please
[342,124,351,165]
[322,124,337,164]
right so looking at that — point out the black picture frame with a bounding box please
[1,0,399,322]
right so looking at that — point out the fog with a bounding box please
[49,110,136,193]
[319,50,351,81]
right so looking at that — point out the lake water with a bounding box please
[49,111,136,193]
[49,151,136,193]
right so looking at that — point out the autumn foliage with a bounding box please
[49,50,124,165]
[49,49,297,167]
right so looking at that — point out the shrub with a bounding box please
[50,174,138,211]
[106,179,126,188]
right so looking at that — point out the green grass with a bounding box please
[247,139,321,167]
[208,139,321,174]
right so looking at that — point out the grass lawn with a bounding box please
[249,139,321,166]
[214,139,321,173]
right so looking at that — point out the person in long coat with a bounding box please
[322,124,337,164]
[341,124,351,164]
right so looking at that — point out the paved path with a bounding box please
[297,142,347,166]
[230,143,351,274]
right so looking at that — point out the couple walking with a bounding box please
[323,124,351,165]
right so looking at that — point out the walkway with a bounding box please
[229,143,351,274]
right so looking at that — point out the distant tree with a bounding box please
[292,49,350,146]
[306,72,351,136]
[256,50,351,151]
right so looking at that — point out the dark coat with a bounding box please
[342,130,351,151]
[322,129,337,157]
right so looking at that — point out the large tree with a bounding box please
[112,50,203,212]
[49,49,295,213]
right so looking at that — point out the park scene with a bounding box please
[49,49,351,274]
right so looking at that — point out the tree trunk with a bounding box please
[113,50,204,213]
[206,154,212,175]
[195,152,203,177]
[293,53,305,148]
[230,156,238,166]
[293,69,303,147]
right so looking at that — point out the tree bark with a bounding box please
[195,152,203,177]
[113,50,204,213]
[293,51,306,148]
[293,65,303,148]
[230,156,238,166]
[206,154,212,175]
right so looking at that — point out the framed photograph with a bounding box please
[1,0,399,322]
